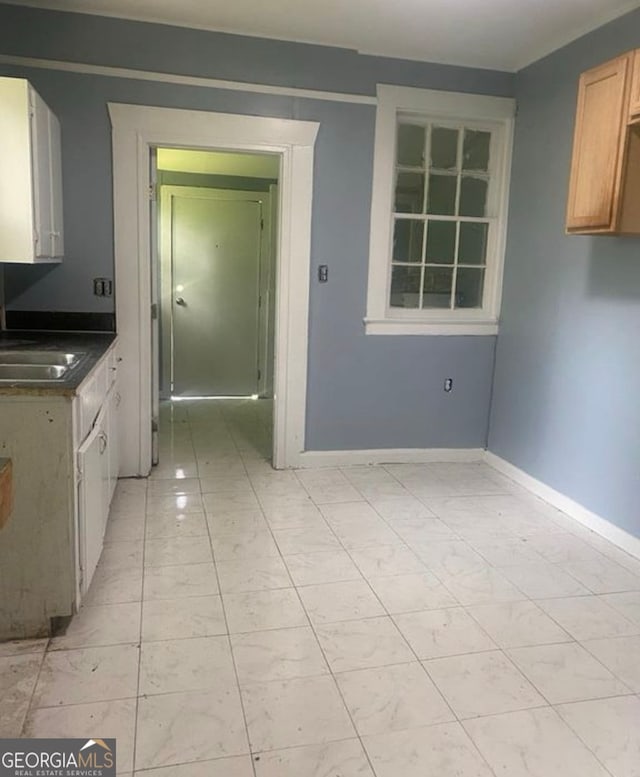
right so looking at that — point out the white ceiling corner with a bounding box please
[4,0,640,72]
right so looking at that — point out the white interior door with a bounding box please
[170,195,263,396]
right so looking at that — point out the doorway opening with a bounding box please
[151,147,279,466]
[109,103,318,475]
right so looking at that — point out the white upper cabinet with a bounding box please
[0,77,64,263]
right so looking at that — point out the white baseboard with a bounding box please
[485,451,640,561]
[293,448,485,469]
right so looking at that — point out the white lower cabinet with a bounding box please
[75,369,119,600]
[77,396,113,598]
[0,340,119,639]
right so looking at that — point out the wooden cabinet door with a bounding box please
[630,50,640,118]
[566,53,632,232]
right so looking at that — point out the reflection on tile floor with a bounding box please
[3,398,640,775]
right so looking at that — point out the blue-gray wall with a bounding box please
[0,3,512,451]
[489,9,640,537]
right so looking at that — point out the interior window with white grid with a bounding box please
[390,120,494,311]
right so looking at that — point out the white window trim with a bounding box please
[365,84,516,336]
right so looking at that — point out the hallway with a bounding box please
[3,400,640,775]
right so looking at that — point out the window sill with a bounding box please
[364,317,499,336]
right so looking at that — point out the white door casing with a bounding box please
[109,104,319,475]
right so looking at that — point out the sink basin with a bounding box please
[0,364,69,381]
[0,350,84,366]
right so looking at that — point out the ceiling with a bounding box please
[6,0,640,71]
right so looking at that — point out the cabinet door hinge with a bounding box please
[148,183,157,201]
[257,368,261,381]
[152,417,159,433]
[151,303,158,320]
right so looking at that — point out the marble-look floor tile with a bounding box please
[261,503,325,530]
[556,695,640,777]
[146,477,201,496]
[83,565,143,606]
[0,653,42,737]
[525,534,606,564]
[348,544,426,578]
[142,596,226,641]
[464,706,611,777]
[211,529,280,561]
[537,596,639,641]
[469,538,546,567]
[507,642,631,703]
[362,722,495,777]
[273,525,342,555]
[241,675,355,751]
[135,688,248,770]
[336,661,454,735]
[145,512,208,539]
[25,699,136,772]
[297,580,385,625]
[206,508,268,535]
[202,491,260,515]
[391,519,459,546]
[499,563,590,598]
[139,636,236,696]
[284,550,362,586]
[216,555,292,593]
[147,494,204,515]
[465,600,572,648]
[315,616,413,673]
[223,588,308,633]
[144,536,213,567]
[0,638,48,658]
[440,567,525,605]
[425,650,544,719]
[33,644,139,708]
[369,496,435,522]
[368,573,458,614]
[394,607,495,659]
[50,602,141,650]
[104,513,145,543]
[134,755,254,776]
[600,591,640,626]
[332,520,402,550]
[253,739,374,777]
[581,635,640,691]
[563,557,640,594]
[100,541,144,571]
[412,540,487,577]
[143,563,219,600]
[231,626,328,684]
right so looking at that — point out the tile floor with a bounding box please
[2,399,640,776]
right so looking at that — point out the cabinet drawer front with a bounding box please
[567,54,632,231]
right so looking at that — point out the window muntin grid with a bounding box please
[390,120,493,312]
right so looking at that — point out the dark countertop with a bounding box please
[0,331,117,397]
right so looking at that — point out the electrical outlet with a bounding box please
[93,278,113,297]
[444,378,453,392]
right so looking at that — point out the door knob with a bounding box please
[175,297,186,306]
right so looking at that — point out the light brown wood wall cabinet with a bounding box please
[566,50,640,235]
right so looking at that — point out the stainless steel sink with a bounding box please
[0,364,69,381]
[0,350,87,382]
[0,350,83,366]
